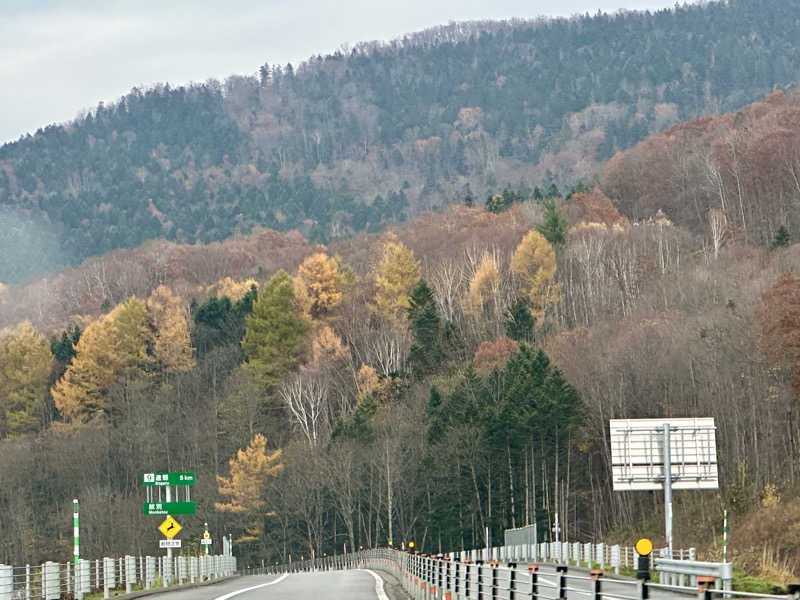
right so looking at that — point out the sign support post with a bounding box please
[74,498,81,600]
[165,484,172,586]
[723,510,728,563]
[663,424,673,557]
[73,499,79,565]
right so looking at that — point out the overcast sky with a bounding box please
[1,0,682,144]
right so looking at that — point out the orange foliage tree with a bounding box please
[216,433,283,542]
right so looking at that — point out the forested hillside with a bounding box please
[601,89,800,248]
[3,182,800,585]
[4,0,800,282]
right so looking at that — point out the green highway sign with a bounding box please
[142,472,195,486]
[143,501,197,516]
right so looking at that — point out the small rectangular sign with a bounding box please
[143,501,197,516]
[159,539,182,548]
[201,538,212,545]
[143,472,196,486]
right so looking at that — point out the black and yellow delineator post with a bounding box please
[635,538,653,599]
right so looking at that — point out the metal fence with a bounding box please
[0,553,235,600]
[260,548,797,600]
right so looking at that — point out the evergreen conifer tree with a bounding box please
[773,225,790,248]
[408,280,443,376]
[505,299,535,342]
[242,270,309,389]
[536,199,566,246]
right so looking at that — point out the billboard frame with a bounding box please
[609,418,718,555]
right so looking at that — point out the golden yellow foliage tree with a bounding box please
[374,239,421,323]
[292,276,313,319]
[52,297,154,422]
[356,364,380,401]
[310,325,347,367]
[355,363,393,404]
[147,285,196,373]
[214,277,258,302]
[215,433,283,541]
[297,252,342,317]
[0,322,53,437]
[510,230,560,320]
[465,254,500,317]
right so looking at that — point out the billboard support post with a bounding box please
[663,424,673,557]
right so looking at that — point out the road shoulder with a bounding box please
[369,568,412,600]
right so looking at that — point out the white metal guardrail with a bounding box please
[0,553,236,599]
[257,548,797,600]
[656,558,734,593]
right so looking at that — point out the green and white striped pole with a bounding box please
[722,509,728,563]
[73,499,80,564]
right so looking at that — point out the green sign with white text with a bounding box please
[143,501,196,516]
[142,472,195,486]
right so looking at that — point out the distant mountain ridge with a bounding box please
[2,0,800,283]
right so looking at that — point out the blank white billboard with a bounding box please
[610,418,718,491]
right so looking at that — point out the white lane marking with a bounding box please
[363,569,389,600]
[212,572,289,600]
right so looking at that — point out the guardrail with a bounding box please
[256,548,798,600]
[656,558,733,592]
[443,541,695,575]
[0,553,236,599]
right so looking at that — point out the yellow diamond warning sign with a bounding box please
[158,516,182,540]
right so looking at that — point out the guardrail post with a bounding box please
[491,562,498,599]
[556,565,568,600]
[445,556,451,597]
[103,557,110,599]
[125,556,132,592]
[529,564,539,599]
[452,557,459,598]
[25,564,31,600]
[636,578,649,600]
[590,569,603,600]
[465,561,472,599]
[476,560,484,600]
[0,564,11,600]
[697,576,715,600]
[787,583,800,600]
[509,563,517,600]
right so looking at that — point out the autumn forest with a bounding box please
[3,0,800,588]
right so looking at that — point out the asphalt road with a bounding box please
[140,570,387,600]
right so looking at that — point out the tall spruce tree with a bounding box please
[408,279,443,376]
[242,270,309,389]
[536,198,566,246]
[505,298,535,342]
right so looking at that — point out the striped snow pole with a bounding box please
[73,498,80,564]
[722,510,728,563]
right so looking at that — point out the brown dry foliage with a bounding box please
[473,336,519,375]
[756,270,800,395]
[565,189,629,229]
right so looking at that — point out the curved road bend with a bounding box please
[141,570,386,600]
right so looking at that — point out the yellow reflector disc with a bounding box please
[635,538,653,556]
